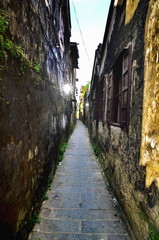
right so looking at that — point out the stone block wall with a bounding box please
[89,1,159,239]
[0,0,73,239]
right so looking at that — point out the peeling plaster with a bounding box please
[125,0,140,25]
[114,0,124,7]
[140,0,159,188]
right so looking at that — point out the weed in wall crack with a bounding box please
[48,174,54,190]
[58,142,67,162]
[149,228,159,240]
[31,211,41,228]
[43,194,49,201]
[0,9,41,76]
[23,210,41,230]
[5,100,11,105]
[0,9,9,34]
[139,210,159,240]
[32,59,41,73]
[93,144,101,157]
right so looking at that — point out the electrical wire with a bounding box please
[71,0,92,69]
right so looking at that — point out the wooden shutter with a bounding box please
[94,82,102,121]
[107,72,113,123]
[121,46,131,127]
[101,76,106,121]
[94,88,99,120]
[98,80,103,121]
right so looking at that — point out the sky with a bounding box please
[70,0,111,87]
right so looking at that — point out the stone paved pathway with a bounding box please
[29,120,132,240]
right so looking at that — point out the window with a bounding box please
[107,46,132,128]
[94,76,106,121]
[107,73,113,122]
[94,82,102,121]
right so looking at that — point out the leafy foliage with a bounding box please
[0,8,41,74]
[93,144,101,157]
[0,10,9,34]
[43,194,49,201]
[4,38,14,50]
[58,143,67,162]
[33,59,41,73]
[149,228,159,240]
[23,211,41,230]
[48,174,54,190]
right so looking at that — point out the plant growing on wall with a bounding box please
[0,9,41,72]
[93,144,101,157]
[33,59,41,73]
[0,10,9,33]
[0,8,43,103]
[58,142,67,162]
[149,228,159,240]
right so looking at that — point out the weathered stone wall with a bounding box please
[140,0,159,187]
[89,0,159,239]
[0,1,74,239]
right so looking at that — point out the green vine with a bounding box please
[0,9,41,72]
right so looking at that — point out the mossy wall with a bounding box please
[140,0,159,188]
[0,1,73,239]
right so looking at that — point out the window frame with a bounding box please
[94,76,106,122]
[107,45,132,129]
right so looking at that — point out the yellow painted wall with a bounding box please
[140,0,159,188]
[114,0,124,7]
[115,0,140,25]
[125,0,140,24]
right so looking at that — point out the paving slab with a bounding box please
[29,120,133,240]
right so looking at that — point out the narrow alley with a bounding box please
[1,0,159,239]
[29,120,132,240]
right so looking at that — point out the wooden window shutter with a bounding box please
[102,76,106,121]
[107,72,113,123]
[121,46,131,127]
[94,88,99,120]
[98,80,103,121]
[94,83,102,121]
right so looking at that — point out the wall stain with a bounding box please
[140,0,159,188]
